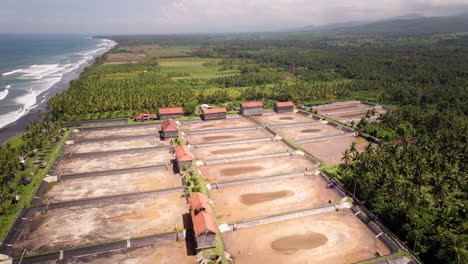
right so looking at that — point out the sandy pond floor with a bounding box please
[180,118,256,132]
[210,175,342,222]
[63,135,169,154]
[43,168,181,203]
[199,154,318,183]
[72,240,195,264]
[55,149,174,175]
[274,123,345,141]
[299,136,369,165]
[12,193,187,256]
[185,128,273,145]
[192,140,293,160]
[255,112,317,125]
[223,209,390,264]
[73,124,161,141]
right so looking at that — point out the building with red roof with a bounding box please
[133,113,156,122]
[274,102,294,113]
[159,107,183,120]
[160,119,179,139]
[202,107,227,120]
[240,101,263,116]
[174,145,194,170]
[189,192,217,250]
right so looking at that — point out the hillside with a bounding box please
[332,14,468,36]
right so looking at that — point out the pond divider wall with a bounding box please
[185,126,260,135]
[209,171,317,189]
[295,133,355,144]
[64,118,128,127]
[191,137,275,148]
[202,152,292,165]
[11,231,183,264]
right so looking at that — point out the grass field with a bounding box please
[158,57,239,78]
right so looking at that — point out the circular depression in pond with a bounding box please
[271,232,328,253]
[240,190,295,205]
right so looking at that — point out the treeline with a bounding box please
[339,107,467,263]
[0,115,62,231]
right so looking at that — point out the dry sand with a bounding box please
[299,136,369,165]
[12,193,187,255]
[43,168,181,203]
[72,240,194,264]
[73,124,161,141]
[185,128,273,145]
[223,209,390,264]
[63,135,169,154]
[255,112,317,125]
[199,155,318,183]
[274,123,345,141]
[210,175,342,222]
[180,118,256,131]
[192,140,293,160]
[55,149,174,175]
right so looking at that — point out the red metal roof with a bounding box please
[241,101,263,108]
[174,145,194,161]
[275,102,294,107]
[134,113,156,120]
[159,107,183,115]
[203,108,227,114]
[189,193,211,213]
[191,211,217,236]
[161,119,178,132]
[189,192,217,237]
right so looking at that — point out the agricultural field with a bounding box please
[255,112,317,125]
[299,136,369,164]
[180,118,257,132]
[184,127,273,145]
[72,124,161,141]
[273,122,346,141]
[63,135,169,154]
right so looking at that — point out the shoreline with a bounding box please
[0,41,114,145]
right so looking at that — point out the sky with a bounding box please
[0,0,467,34]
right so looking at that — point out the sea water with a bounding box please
[0,34,116,129]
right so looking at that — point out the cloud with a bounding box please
[153,0,468,33]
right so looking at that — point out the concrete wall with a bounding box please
[274,105,293,113]
[240,106,263,116]
[202,113,227,120]
[161,131,178,139]
[160,113,182,120]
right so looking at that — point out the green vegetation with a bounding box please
[338,107,467,263]
[0,118,68,240]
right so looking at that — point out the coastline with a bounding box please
[0,40,114,145]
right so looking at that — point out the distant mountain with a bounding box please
[330,14,468,36]
[283,13,425,33]
[381,13,425,21]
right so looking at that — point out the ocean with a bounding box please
[0,34,116,130]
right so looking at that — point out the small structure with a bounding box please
[202,108,227,120]
[174,145,194,170]
[189,192,217,251]
[274,102,294,113]
[240,101,263,116]
[134,113,156,122]
[160,119,179,139]
[159,107,183,120]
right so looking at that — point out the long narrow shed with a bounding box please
[159,107,183,120]
[189,192,217,251]
[202,108,227,120]
[160,119,179,139]
[274,102,294,113]
[240,102,263,116]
